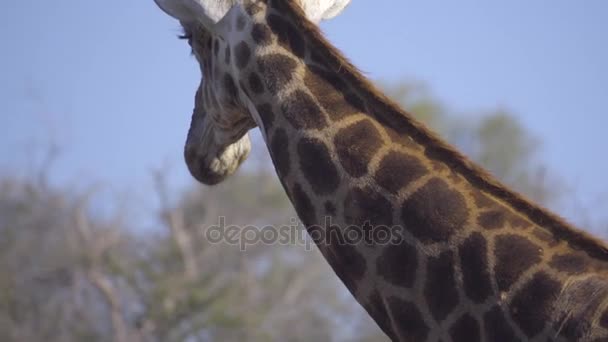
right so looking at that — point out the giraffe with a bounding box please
[153,0,608,340]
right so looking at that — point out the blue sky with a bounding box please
[1,1,607,225]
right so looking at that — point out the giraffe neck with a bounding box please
[217,1,608,340]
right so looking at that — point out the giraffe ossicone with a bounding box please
[155,1,608,341]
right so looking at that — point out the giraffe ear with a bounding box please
[153,0,234,26]
[154,0,196,22]
[320,0,352,20]
[295,0,352,23]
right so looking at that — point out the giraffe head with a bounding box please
[154,0,350,185]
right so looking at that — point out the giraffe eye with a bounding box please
[178,32,194,55]
[179,33,193,45]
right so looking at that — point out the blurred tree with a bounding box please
[0,164,354,342]
[382,81,561,206]
[0,80,569,342]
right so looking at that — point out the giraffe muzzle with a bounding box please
[183,109,251,186]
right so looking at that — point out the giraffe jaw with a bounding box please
[184,120,252,186]
[184,134,251,185]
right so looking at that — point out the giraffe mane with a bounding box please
[276,0,608,261]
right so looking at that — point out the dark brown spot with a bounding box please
[310,51,326,65]
[255,103,274,129]
[400,178,468,244]
[248,72,264,94]
[600,308,608,329]
[344,92,367,112]
[549,253,588,275]
[304,65,356,121]
[483,306,522,342]
[594,258,608,274]
[205,36,212,50]
[377,237,417,288]
[267,14,306,58]
[532,228,560,246]
[472,190,496,208]
[450,314,481,342]
[297,137,339,195]
[251,23,272,45]
[236,14,246,31]
[270,129,290,178]
[332,241,367,282]
[388,297,429,341]
[494,234,542,291]
[375,151,427,194]
[507,214,531,229]
[223,74,238,101]
[257,54,297,93]
[479,210,507,230]
[365,292,397,341]
[344,187,393,228]
[269,0,288,12]
[308,65,348,90]
[557,317,592,340]
[459,233,493,303]
[322,246,365,295]
[324,201,336,216]
[234,41,251,69]
[291,183,315,226]
[384,126,420,150]
[510,272,561,337]
[314,220,367,291]
[213,39,219,57]
[224,46,231,65]
[281,90,327,130]
[480,209,529,230]
[425,251,459,321]
[334,120,383,178]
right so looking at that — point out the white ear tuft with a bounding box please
[320,0,352,20]
[154,0,194,22]
[154,0,352,27]
[153,0,235,27]
[296,0,352,23]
